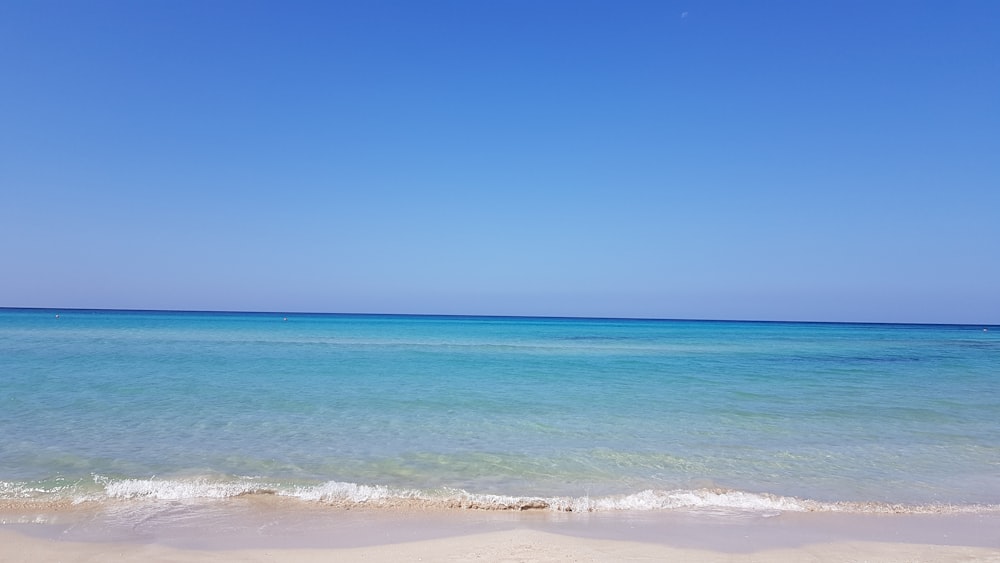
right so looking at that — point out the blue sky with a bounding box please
[2,1,998,323]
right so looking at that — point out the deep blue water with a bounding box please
[1,308,998,513]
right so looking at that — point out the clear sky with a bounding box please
[2,1,997,323]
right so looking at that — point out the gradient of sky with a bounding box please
[2,1,998,323]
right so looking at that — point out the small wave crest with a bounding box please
[282,481,424,504]
[94,476,278,501]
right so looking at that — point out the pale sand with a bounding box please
[2,528,1000,562]
[3,502,999,562]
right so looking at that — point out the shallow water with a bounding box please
[1,309,998,514]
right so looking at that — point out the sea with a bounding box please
[2,308,998,518]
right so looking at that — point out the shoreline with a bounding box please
[3,502,999,561]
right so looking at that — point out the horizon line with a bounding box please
[1,306,995,329]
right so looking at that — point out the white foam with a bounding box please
[282,481,422,504]
[95,475,276,500]
[0,479,80,500]
[561,489,817,513]
[6,477,998,516]
[441,488,816,514]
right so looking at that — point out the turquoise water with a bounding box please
[1,308,998,513]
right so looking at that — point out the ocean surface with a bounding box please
[2,308,998,516]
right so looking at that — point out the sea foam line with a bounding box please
[3,477,998,516]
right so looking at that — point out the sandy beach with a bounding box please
[2,527,999,562]
[3,504,999,562]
